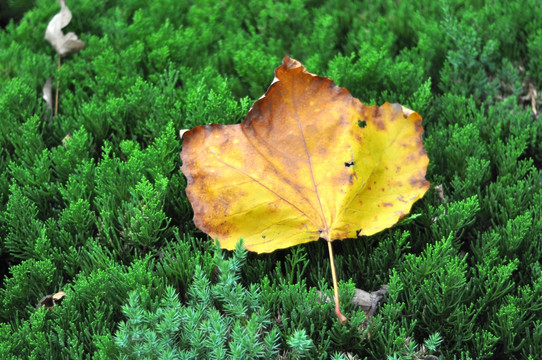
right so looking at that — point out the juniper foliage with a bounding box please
[1,0,542,358]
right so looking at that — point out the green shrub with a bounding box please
[1,0,541,358]
[115,242,282,359]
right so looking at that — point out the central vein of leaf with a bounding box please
[291,87,329,236]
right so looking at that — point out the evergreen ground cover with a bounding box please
[1,0,541,358]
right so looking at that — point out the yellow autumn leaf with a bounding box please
[181,57,429,253]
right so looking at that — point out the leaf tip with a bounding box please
[282,55,302,70]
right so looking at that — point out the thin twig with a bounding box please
[55,54,60,116]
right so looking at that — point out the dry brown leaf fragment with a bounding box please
[44,0,85,57]
[317,286,387,315]
[37,295,54,309]
[519,81,539,117]
[434,184,446,205]
[62,134,73,146]
[37,290,67,310]
[431,184,447,222]
[52,290,67,303]
[527,83,538,116]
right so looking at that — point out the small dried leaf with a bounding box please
[528,83,538,116]
[317,286,387,314]
[52,291,66,304]
[42,77,53,112]
[37,290,66,310]
[44,0,85,57]
[37,295,54,309]
[62,134,73,146]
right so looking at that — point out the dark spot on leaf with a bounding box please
[358,120,367,128]
[375,119,386,130]
[381,188,385,192]
[345,161,354,167]
[262,235,266,239]
[383,202,393,207]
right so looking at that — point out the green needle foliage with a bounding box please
[115,242,282,360]
[1,0,542,358]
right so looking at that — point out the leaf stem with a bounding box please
[327,240,347,324]
[55,54,60,116]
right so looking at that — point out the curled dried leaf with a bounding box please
[37,295,54,309]
[37,290,66,310]
[42,77,53,112]
[44,0,85,57]
[317,286,387,314]
[52,290,67,304]
[62,134,73,147]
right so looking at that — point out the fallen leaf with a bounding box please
[37,295,54,309]
[42,77,53,112]
[434,184,446,205]
[44,0,85,57]
[62,134,73,146]
[181,57,429,252]
[52,290,67,304]
[529,83,538,116]
[317,286,387,314]
[432,184,447,222]
[180,56,430,323]
[37,290,67,310]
